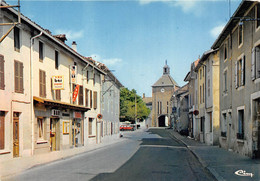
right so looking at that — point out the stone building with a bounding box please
[151,61,179,127]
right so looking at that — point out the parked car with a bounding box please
[120,125,134,131]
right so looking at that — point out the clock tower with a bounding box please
[151,61,179,127]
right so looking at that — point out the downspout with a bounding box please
[30,31,42,155]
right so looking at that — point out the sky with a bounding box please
[6,0,241,97]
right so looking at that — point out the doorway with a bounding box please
[158,115,166,127]
[13,112,19,157]
[50,118,60,151]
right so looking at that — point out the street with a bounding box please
[5,128,216,181]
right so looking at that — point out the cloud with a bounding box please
[90,54,123,66]
[210,24,225,38]
[173,1,197,13]
[54,29,84,40]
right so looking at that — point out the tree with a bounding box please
[120,87,150,123]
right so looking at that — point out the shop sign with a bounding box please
[70,65,77,84]
[51,109,61,117]
[97,114,103,119]
[73,111,82,119]
[52,76,64,90]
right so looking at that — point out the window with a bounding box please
[238,24,243,46]
[14,60,23,93]
[55,50,59,69]
[94,91,97,109]
[93,72,95,86]
[89,118,93,135]
[251,45,260,80]
[235,56,245,88]
[90,90,93,108]
[200,117,204,132]
[39,70,46,97]
[0,55,4,90]
[200,69,202,79]
[237,109,244,139]
[0,111,5,149]
[14,27,20,52]
[39,41,44,62]
[223,70,228,93]
[256,4,260,29]
[63,121,69,134]
[224,43,228,60]
[37,118,44,140]
[78,85,83,105]
[167,101,169,114]
[55,90,61,101]
[85,89,89,107]
[209,112,212,133]
[221,113,227,137]
[157,101,159,114]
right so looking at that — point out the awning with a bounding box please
[33,96,90,112]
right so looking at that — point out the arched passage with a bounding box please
[158,115,166,127]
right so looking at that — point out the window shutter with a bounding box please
[252,47,256,80]
[0,55,4,89]
[43,71,46,97]
[256,46,260,78]
[85,89,89,107]
[14,61,19,92]
[20,62,23,92]
[241,56,245,86]
[94,91,97,109]
[39,70,42,96]
[235,61,238,88]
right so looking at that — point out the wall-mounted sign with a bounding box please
[72,84,79,102]
[73,111,82,119]
[52,76,64,90]
[97,114,103,119]
[51,109,61,117]
[70,65,77,84]
[193,110,199,116]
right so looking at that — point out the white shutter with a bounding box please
[241,56,245,86]
[252,47,256,80]
[235,61,238,88]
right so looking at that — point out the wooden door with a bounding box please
[13,115,19,157]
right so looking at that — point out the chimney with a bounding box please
[72,41,77,51]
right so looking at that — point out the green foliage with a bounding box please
[120,87,151,122]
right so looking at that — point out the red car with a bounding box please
[120,125,134,131]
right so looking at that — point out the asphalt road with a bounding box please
[6,128,216,181]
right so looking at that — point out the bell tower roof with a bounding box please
[163,60,170,75]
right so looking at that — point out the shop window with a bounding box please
[14,27,20,52]
[63,121,69,134]
[14,60,23,93]
[39,41,44,62]
[0,55,5,90]
[235,56,245,88]
[39,70,46,97]
[37,118,45,140]
[0,111,5,150]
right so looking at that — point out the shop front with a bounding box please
[72,111,84,147]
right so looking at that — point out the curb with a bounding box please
[167,131,224,181]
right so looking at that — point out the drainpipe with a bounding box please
[30,31,42,155]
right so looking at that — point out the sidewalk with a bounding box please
[0,136,125,180]
[168,130,260,181]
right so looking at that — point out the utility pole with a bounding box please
[135,94,137,124]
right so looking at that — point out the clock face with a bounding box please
[161,88,165,93]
